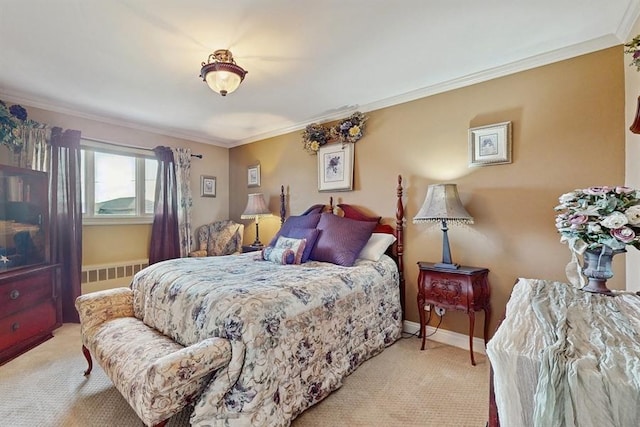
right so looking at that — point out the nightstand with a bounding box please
[416,262,491,366]
[242,245,263,253]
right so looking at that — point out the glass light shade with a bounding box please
[205,70,242,96]
[200,49,247,97]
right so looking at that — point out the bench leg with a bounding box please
[82,345,93,376]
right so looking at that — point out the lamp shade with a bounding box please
[413,184,473,224]
[241,193,271,219]
[200,49,247,96]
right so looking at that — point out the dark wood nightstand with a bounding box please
[416,262,491,366]
[242,245,263,253]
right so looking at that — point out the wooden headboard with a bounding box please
[277,175,406,314]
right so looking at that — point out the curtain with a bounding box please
[171,147,193,257]
[49,127,82,323]
[149,146,180,264]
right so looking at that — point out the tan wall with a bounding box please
[230,46,625,338]
[0,103,230,268]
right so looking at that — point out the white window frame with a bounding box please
[81,139,156,226]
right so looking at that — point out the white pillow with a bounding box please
[357,233,397,261]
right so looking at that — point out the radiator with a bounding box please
[81,259,149,294]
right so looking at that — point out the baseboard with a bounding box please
[403,320,486,355]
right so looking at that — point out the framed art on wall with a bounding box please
[200,175,216,197]
[468,121,512,167]
[318,143,354,192]
[247,164,261,187]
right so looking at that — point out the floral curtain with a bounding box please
[24,124,50,172]
[49,127,82,323]
[149,146,180,264]
[171,147,194,257]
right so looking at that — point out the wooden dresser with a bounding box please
[0,264,60,363]
[0,165,60,365]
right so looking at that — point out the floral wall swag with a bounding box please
[301,111,367,154]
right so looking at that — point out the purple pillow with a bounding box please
[282,227,320,262]
[269,213,321,246]
[310,213,376,266]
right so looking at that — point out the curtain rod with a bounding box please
[81,137,203,158]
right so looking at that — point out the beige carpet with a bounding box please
[0,324,489,426]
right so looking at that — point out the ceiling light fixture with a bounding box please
[200,49,247,96]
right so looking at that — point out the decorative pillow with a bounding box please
[261,246,296,265]
[373,223,395,234]
[310,213,376,267]
[279,227,320,262]
[358,233,397,261]
[337,204,381,223]
[301,204,325,215]
[273,236,307,264]
[269,213,321,246]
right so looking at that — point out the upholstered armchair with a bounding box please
[188,220,244,257]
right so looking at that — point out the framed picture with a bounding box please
[468,121,512,167]
[318,143,354,192]
[200,175,216,197]
[247,164,261,187]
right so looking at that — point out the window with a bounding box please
[81,139,157,224]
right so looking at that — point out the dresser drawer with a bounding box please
[0,301,57,354]
[0,269,52,318]
[422,276,470,311]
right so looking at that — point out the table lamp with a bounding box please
[241,193,271,247]
[413,183,473,269]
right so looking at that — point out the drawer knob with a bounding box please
[9,289,20,300]
[11,322,19,332]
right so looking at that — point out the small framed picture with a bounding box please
[200,175,216,197]
[318,143,354,192]
[469,121,512,167]
[247,164,261,187]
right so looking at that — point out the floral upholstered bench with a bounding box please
[75,288,232,427]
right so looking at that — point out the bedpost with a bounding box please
[395,175,405,318]
[280,185,286,225]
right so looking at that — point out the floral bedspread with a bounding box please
[130,252,402,426]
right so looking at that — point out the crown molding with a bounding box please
[2,34,623,150]
[232,35,621,147]
[0,90,234,148]
[615,0,640,42]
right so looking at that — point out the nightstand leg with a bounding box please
[417,292,425,339]
[468,311,476,366]
[483,306,491,346]
[421,306,433,350]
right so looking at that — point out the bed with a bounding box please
[77,175,406,427]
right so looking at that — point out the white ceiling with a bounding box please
[0,1,638,148]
